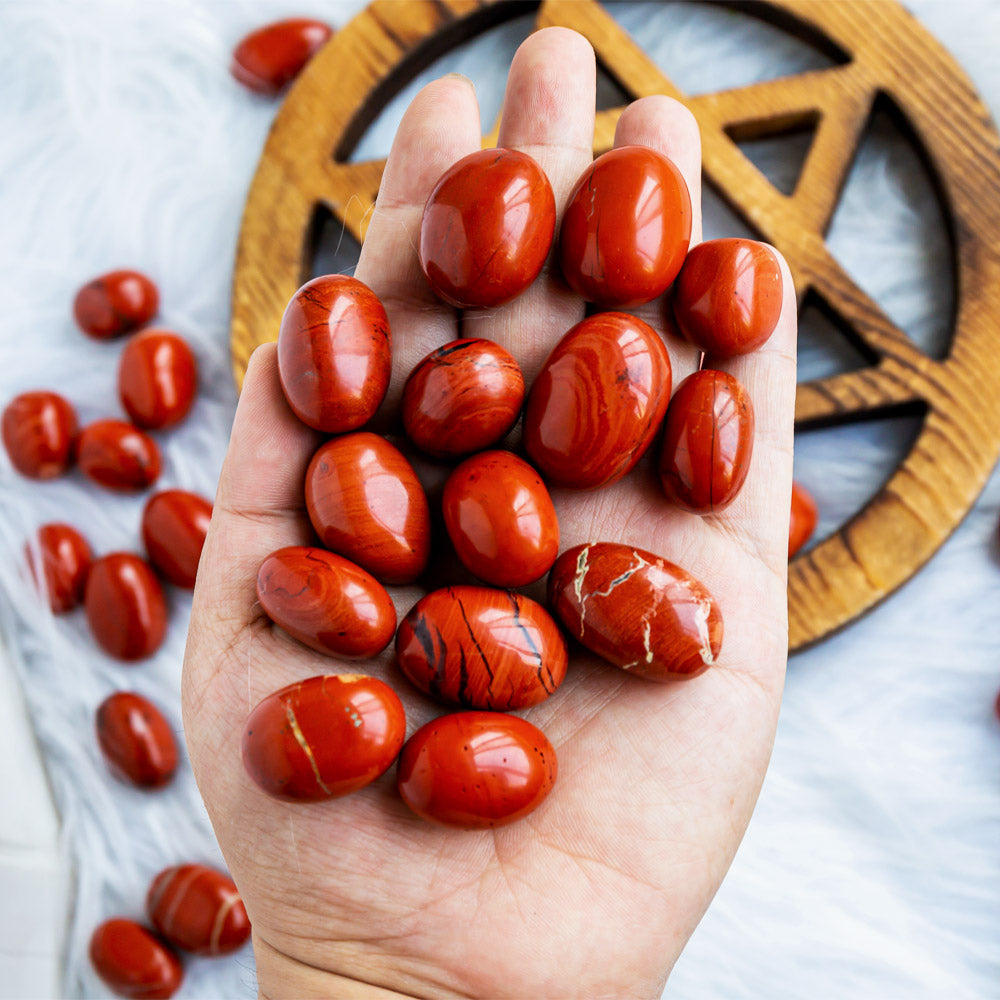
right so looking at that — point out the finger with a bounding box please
[614,95,703,384]
[462,26,596,382]
[354,75,482,409]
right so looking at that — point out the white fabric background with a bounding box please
[1,1,999,997]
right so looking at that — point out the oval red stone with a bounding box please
[141,489,213,589]
[96,691,178,788]
[73,270,158,340]
[30,522,92,613]
[2,390,77,479]
[231,18,333,95]
[89,918,182,999]
[118,329,197,430]
[77,419,161,492]
[85,553,167,661]
[789,480,819,558]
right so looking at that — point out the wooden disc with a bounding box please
[230,0,1000,652]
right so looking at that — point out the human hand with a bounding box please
[183,26,796,1000]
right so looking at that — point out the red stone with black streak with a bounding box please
[2,390,77,479]
[231,18,333,95]
[89,918,182,999]
[73,270,158,340]
[396,586,567,710]
[548,542,723,682]
[30,522,92,613]
[96,691,178,788]
[76,419,161,492]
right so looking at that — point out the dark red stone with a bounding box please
[118,329,197,430]
[96,691,178,788]
[30,523,92,613]
[142,489,213,588]
[89,918,182,999]
[85,554,167,661]
[76,420,161,492]
[2,391,77,479]
[73,270,158,340]
[231,18,333,95]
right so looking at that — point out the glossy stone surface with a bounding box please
[397,711,557,829]
[242,674,406,801]
[277,274,391,433]
[658,370,755,514]
[73,270,159,340]
[257,546,396,659]
[789,480,819,558]
[147,864,250,956]
[31,522,92,613]
[396,586,567,710]
[85,554,167,661]
[402,338,524,459]
[118,329,197,430]
[77,419,161,492]
[96,691,178,788]
[442,451,558,586]
[89,918,182,999]
[142,489,213,589]
[231,17,332,94]
[523,312,672,489]
[2,390,77,479]
[673,238,783,357]
[305,432,430,585]
[419,148,555,309]
[548,542,723,681]
[558,145,692,308]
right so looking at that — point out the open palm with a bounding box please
[183,27,796,1000]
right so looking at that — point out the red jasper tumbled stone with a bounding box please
[397,712,558,829]
[548,542,723,681]
[789,480,818,558]
[142,489,213,588]
[242,674,406,801]
[658,369,755,514]
[231,18,332,94]
[396,586,567,710]
[558,145,692,308]
[672,238,783,357]
[30,522,92,613]
[2,390,77,479]
[402,338,524,459]
[118,329,197,430]
[73,270,158,340]
[305,432,430,585]
[85,553,167,661]
[523,312,672,490]
[419,148,555,309]
[147,864,250,956]
[89,918,182,999]
[277,274,391,434]
[442,450,558,587]
[96,691,178,788]
[257,546,396,659]
[76,419,161,492]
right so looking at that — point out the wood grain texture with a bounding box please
[230,0,1000,652]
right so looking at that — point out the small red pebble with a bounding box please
[29,523,92,613]
[118,329,197,430]
[89,918,182,999]
[231,18,333,95]
[96,691,178,788]
[73,270,158,340]
[788,480,819,558]
[2,390,77,479]
[85,553,167,661]
[147,864,250,956]
[76,419,161,492]
[142,489,213,588]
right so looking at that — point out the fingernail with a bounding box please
[444,72,475,91]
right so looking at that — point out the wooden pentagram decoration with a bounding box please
[230,0,1000,651]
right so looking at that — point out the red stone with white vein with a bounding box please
[547,542,723,681]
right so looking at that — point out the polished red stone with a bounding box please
[30,523,92,613]
[788,480,819,558]
[558,145,692,308]
[85,554,167,661]
[142,489,213,589]
[76,419,161,492]
[402,338,524,459]
[89,918,182,999]
[231,18,332,94]
[96,691,178,788]
[147,864,250,956]
[277,275,391,433]
[118,329,197,430]
[419,148,555,309]
[305,432,430,585]
[397,711,557,829]
[658,370,754,514]
[673,238,783,357]
[2,390,77,479]
[396,586,567,710]
[242,674,406,801]
[73,270,159,340]
[257,546,396,659]
[548,542,723,681]
[442,450,558,587]
[523,312,672,489]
